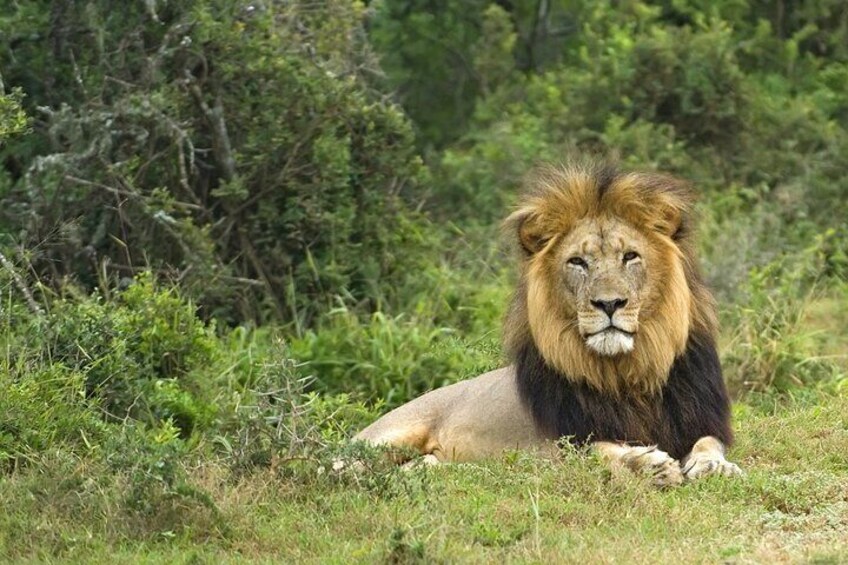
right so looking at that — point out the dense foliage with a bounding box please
[0,1,846,559]
[1,1,427,325]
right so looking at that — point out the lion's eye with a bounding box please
[567,257,588,269]
[623,251,640,263]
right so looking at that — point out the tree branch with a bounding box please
[184,72,237,182]
[0,250,44,316]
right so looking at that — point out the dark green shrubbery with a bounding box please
[432,4,848,226]
[1,1,427,326]
[11,274,217,436]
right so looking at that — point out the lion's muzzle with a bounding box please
[580,300,638,356]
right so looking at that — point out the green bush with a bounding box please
[0,266,374,489]
[290,305,501,408]
[0,0,428,326]
[0,270,272,446]
[36,274,219,435]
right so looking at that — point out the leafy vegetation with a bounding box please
[1,0,427,325]
[0,0,846,561]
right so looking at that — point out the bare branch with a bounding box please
[184,72,237,182]
[0,250,44,316]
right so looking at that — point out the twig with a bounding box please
[64,174,204,210]
[0,250,44,315]
[238,229,286,319]
[184,72,237,182]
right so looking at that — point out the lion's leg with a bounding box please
[355,420,439,463]
[681,436,742,480]
[332,421,437,473]
[593,441,684,488]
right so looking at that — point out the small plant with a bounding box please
[386,527,427,564]
[101,421,222,539]
[214,346,327,474]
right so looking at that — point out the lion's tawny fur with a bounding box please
[503,163,717,396]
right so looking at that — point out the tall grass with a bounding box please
[720,237,847,395]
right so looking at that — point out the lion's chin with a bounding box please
[585,329,635,356]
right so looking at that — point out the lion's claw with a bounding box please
[683,454,742,480]
[650,457,685,488]
[622,445,684,488]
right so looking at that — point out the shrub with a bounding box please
[290,305,500,408]
[0,0,428,326]
[42,274,219,435]
[0,272,222,438]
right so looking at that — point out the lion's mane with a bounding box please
[503,163,732,459]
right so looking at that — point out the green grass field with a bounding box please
[2,393,845,564]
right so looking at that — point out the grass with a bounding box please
[0,393,845,564]
[803,292,848,372]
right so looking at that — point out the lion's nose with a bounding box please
[591,298,628,318]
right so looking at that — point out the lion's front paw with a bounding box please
[623,446,684,488]
[682,453,742,480]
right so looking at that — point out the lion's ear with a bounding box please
[652,201,686,240]
[505,208,550,255]
[643,175,695,242]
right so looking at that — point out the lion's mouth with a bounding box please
[584,326,636,356]
[584,326,635,338]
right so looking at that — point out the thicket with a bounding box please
[0,0,847,553]
[1,0,429,326]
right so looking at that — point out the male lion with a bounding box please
[354,163,741,486]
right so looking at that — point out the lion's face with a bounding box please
[523,210,682,366]
[556,217,652,356]
[505,165,717,395]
